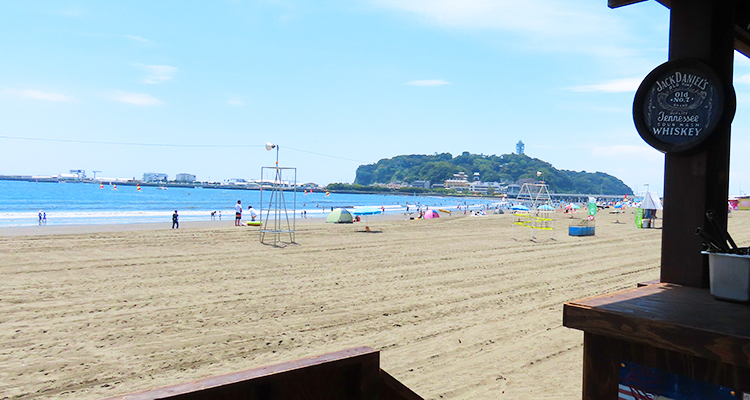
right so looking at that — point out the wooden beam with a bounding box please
[608,0,647,8]
[660,0,735,287]
[103,347,382,400]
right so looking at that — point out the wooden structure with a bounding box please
[103,347,422,400]
[564,283,750,397]
[564,1,750,398]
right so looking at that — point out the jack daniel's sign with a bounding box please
[633,59,735,154]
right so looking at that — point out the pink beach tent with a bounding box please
[423,209,440,219]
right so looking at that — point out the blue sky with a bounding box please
[2,1,750,196]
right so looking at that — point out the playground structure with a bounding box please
[259,143,297,247]
[512,183,554,240]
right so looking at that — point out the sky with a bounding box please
[3,1,750,196]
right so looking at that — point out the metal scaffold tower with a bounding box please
[259,143,297,247]
[512,183,554,241]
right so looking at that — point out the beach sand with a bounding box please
[3,209,738,399]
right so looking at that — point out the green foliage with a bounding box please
[326,183,391,192]
[353,152,633,195]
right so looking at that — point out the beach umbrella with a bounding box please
[423,209,440,219]
[537,204,554,211]
[567,203,581,209]
[352,207,382,231]
[511,205,529,211]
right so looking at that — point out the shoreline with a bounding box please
[0,212,427,237]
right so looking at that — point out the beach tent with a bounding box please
[640,191,663,228]
[641,191,663,210]
[511,205,530,211]
[326,208,353,223]
[423,209,440,219]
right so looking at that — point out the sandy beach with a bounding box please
[4,209,738,399]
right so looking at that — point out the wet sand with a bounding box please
[1,209,726,399]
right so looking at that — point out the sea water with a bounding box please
[0,181,495,227]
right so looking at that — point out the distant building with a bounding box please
[516,140,525,155]
[175,173,196,182]
[473,172,480,182]
[412,180,430,189]
[431,183,445,189]
[69,170,86,178]
[299,182,321,190]
[470,181,502,194]
[445,172,470,191]
[143,173,168,182]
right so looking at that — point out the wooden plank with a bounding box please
[103,347,380,400]
[564,284,750,368]
[607,0,647,8]
[636,279,660,287]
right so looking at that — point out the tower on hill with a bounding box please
[516,140,525,155]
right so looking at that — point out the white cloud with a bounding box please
[134,64,177,84]
[124,35,150,43]
[375,0,564,32]
[568,77,643,93]
[406,79,450,86]
[370,0,657,62]
[6,89,74,102]
[112,91,162,106]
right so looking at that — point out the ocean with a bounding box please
[0,180,496,228]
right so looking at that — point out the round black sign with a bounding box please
[633,59,735,154]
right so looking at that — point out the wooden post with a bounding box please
[660,0,735,287]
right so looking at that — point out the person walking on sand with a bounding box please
[172,210,179,229]
[235,200,242,226]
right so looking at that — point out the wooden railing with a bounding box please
[103,347,422,400]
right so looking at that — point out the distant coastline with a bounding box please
[0,174,266,191]
[0,174,631,201]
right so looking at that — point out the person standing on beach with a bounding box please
[43,211,46,225]
[172,210,179,229]
[235,200,242,226]
[38,210,43,225]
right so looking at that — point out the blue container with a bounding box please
[569,226,595,236]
